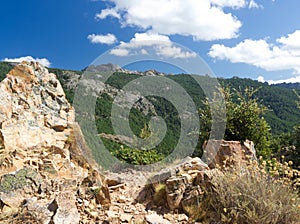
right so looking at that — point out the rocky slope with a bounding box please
[0,62,262,223]
[0,61,191,224]
[0,62,110,223]
[94,140,257,223]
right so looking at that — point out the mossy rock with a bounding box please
[0,168,42,193]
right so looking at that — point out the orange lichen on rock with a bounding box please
[7,62,38,83]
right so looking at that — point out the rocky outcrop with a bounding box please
[84,63,124,73]
[0,61,74,171]
[147,141,256,215]
[83,63,167,76]
[203,140,257,169]
[162,157,210,211]
[0,62,110,223]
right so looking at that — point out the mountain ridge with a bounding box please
[1,62,299,135]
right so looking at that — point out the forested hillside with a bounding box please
[274,82,300,90]
[1,62,299,160]
[1,62,299,135]
[88,71,300,135]
[220,77,300,134]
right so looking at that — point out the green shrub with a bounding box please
[271,126,300,170]
[113,145,164,165]
[199,87,272,158]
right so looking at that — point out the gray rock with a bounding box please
[53,191,80,224]
[145,214,171,224]
[165,176,188,210]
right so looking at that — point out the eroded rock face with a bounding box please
[165,176,187,210]
[0,61,73,157]
[203,140,257,169]
[153,142,256,212]
[0,62,110,223]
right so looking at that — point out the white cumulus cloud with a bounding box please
[210,0,247,8]
[87,33,118,45]
[110,48,130,56]
[277,30,300,55]
[248,0,263,9]
[257,75,265,83]
[96,0,249,41]
[209,30,300,76]
[95,8,120,19]
[3,56,51,67]
[110,32,197,58]
[257,75,300,84]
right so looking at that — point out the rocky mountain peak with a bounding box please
[0,61,110,223]
[0,61,73,155]
[83,63,124,73]
[82,63,167,76]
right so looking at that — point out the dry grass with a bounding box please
[152,182,166,206]
[193,161,300,224]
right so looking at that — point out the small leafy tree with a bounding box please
[295,92,300,144]
[292,92,300,167]
[291,125,300,169]
[200,87,272,158]
[226,87,271,157]
[270,93,300,169]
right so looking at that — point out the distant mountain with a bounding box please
[1,62,299,136]
[83,63,123,73]
[273,82,300,90]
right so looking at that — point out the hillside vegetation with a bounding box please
[2,62,298,135]
[1,62,299,164]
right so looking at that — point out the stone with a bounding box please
[150,170,174,184]
[44,114,68,131]
[88,211,99,219]
[192,171,205,186]
[105,210,118,218]
[0,205,18,219]
[53,191,80,224]
[177,214,189,222]
[203,140,257,169]
[0,168,43,208]
[24,197,54,224]
[106,176,122,187]
[182,157,209,171]
[0,62,74,159]
[117,195,127,203]
[145,213,171,224]
[120,213,133,222]
[163,213,173,221]
[181,173,193,184]
[133,215,146,223]
[95,185,111,206]
[165,176,187,210]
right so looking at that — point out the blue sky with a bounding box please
[1,0,300,83]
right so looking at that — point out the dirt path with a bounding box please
[94,170,191,224]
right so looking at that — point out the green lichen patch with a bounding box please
[0,168,42,194]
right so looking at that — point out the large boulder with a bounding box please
[0,61,73,157]
[0,62,110,223]
[159,140,257,213]
[203,140,257,169]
